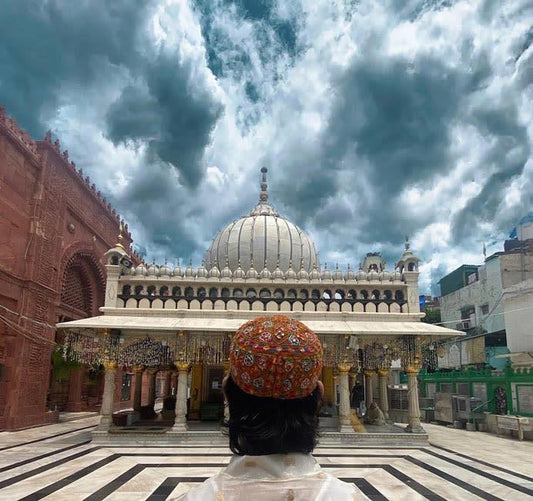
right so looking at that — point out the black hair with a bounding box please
[225,375,323,456]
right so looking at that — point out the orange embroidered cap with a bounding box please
[229,315,323,399]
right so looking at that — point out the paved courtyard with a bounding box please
[1,416,532,500]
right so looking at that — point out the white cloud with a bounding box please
[3,0,533,294]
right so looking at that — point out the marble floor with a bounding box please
[1,416,532,500]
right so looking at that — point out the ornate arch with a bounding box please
[59,244,106,317]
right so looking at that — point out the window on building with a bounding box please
[467,272,478,285]
[481,304,489,315]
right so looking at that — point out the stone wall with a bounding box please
[0,108,134,430]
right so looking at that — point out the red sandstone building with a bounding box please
[0,107,139,430]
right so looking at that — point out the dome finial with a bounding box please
[260,167,268,203]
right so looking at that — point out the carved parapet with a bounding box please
[0,106,38,157]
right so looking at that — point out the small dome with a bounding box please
[380,270,391,282]
[246,260,259,279]
[209,264,221,278]
[393,270,402,281]
[147,262,158,276]
[368,269,379,281]
[272,262,284,280]
[159,262,171,277]
[185,260,195,278]
[356,269,367,281]
[345,264,356,281]
[260,262,272,279]
[173,261,183,277]
[221,260,233,279]
[332,263,343,281]
[196,262,208,278]
[286,261,297,280]
[297,262,309,280]
[233,260,245,279]
[321,263,332,280]
[309,264,320,280]
[134,264,147,276]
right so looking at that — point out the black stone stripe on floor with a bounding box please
[405,456,505,501]
[146,477,181,501]
[145,478,208,501]
[0,447,101,489]
[423,449,533,496]
[428,444,533,482]
[322,463,389,468]
[0,424,96,451]
[383,465,447,501]
[0,440,91,473]
[341,478,388,500]
[140,463,228,468]
[84,464,145,501]
[120,453,231,457]
[17,454,120,501]
[315,453,407,458]
[116,452,406,458]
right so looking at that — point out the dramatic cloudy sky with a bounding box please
[1,0,533,294]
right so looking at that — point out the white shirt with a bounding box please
[173,453,358,500]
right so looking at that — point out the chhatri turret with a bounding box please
[396,237,420,314]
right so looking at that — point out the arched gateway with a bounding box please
[57,170,462,444]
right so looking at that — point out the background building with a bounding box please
[0,107,136,430]
[438,219,533,370]
[421,218,533,424]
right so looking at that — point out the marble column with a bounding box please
[96,361,117,431]
[132,366,144,412]
[377,369,390,421]
[172,362,190,432]
[337,364,353,433]
[405,366,424,433]
[147,368,158,408]
[364,370,375,409]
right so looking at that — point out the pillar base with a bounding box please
[171,421,188,433]
[96,416,114,432]
[339,424,356,434]
[405,424,425,433]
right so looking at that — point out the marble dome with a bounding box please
[204,168,319,274]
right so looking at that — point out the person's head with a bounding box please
[226,315,324,456]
